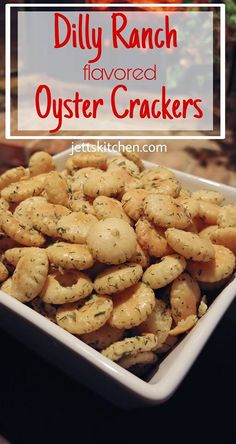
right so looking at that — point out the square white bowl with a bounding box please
[0,148,235,407]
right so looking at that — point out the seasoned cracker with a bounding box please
[107,156,140,176]
[121,189,148,222]
[135,218,171,257]
[113,168,143,194]
[145,178,181,198]
[1,175,46,203]
[142,254,186,289]
[0,211,45,247]
[188,244,235,283]
[71,168,102,193]
[1,277,12,294]
[29,151,55,176]
[165,228,214,261]
[140,167,175,185]
[198,299,208,318]
[46,242,94,270]
[137,299,172,349]
[198,201,220,225]
[87,218,137,265]
[169,315,198,336]
[4,247,40,266]
[56,212,98,243]
[192,189,225,205]
[210,227,236,254]
[41,270,93,304]
[121,149,144,171]
[143,194,190,229]
[13,196,48,229]
[67,152,108,170]
[217,205,236,228]
[31,202,71,237]
[176,196,200,219]
[101,333,158,361]
[69,192,95,215]
[130,242,150,269]
[56,295,113,334]
[94,196,131,224]
[0,198,9,211]
[0,166,27,191]
[94,263,143,295]
[44,171,69,207]
[11,249,48,302]
[108,282,155,329]
[178,188,191,198]
[0,262,9,283]
[170,272,201,323]
[199,225,218,240]
[83,170,124,198]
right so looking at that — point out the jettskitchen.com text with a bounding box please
[70,141,168,155]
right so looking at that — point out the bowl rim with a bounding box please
[0,148,235,403]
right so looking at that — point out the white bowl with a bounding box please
[0,148,235,407]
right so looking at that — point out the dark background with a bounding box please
[0,300,235,444]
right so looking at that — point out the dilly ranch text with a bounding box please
[54,12,178,63]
